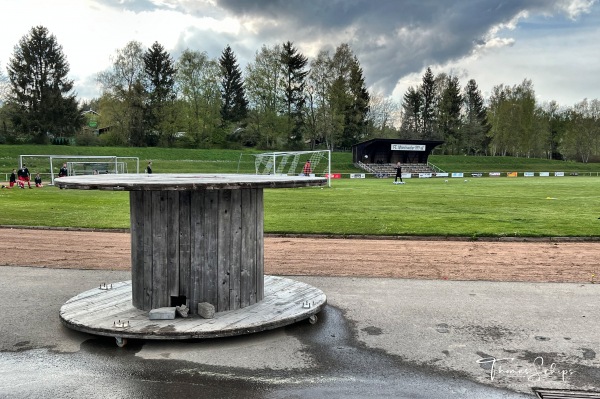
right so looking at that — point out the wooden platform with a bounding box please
[59,275,326,341]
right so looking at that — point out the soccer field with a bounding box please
[1,176,598,237]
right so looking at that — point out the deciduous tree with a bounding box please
[245,44,285,148]
[176,49,222,147]
[97,41,146,146]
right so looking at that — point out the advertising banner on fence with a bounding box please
[436,172,449,177]
[539,172,550,177]
[325,173,342,179]
[350,173,365,179]
[554,172,565,177]
[507,172,518,177]
[489,172,501,177]
[419,173,433,178]
[524,172,535,177]
[451,172,464,178]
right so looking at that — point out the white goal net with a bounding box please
[19,155,140,185]
[254,150,331,187]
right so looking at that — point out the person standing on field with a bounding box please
[146,161,153,174]
[394,161,404,184]
[18,164,31,188]
[302,160,312,176]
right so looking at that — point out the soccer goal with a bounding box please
[67,161,128,176]
[254,150,331,187]
[19,155,140,185]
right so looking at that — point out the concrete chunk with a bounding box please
[197,302,215,319]
[176,305,189,318]
[149,307,176,320]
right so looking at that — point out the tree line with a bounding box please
[0,26,598,162]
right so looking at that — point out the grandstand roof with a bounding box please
[352,139,444,164]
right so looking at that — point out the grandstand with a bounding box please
[352,138,444,178]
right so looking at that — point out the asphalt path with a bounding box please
[1,267,599,398]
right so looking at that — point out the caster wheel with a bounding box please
[115,337,128,347]
[308,315,318,325]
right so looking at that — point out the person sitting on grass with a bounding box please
[2,169,22,189]
[34,173,43,188]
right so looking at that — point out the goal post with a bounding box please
[253,150,332,187]
[19,155,140,185]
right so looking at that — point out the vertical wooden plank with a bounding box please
[142,190,153,310]
[248,188,257,305]
[178,191,191,306]
[151,191,168,309]
[229,189,242,310]
[167,191,180,299]
[190,190,205,314]
[129,191,144,309]
[256,188,264,301]
[240,188,257,307]
[217,189,232,311]
[203,190,218,306]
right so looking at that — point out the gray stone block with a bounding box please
[197,302,215,319]
[149,307,176,320]
[176,305,189,318]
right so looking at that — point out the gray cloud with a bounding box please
[92,0,595,95]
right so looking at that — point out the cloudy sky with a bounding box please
[0,0,598,107]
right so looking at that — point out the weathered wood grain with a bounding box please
[55,173,327,191]
[60,276,326,340]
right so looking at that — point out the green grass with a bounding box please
[1,177,599,237]
[2,144,599,237]
[428,154,600,174]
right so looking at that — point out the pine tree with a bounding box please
[219,45,248,124]
[420,67,436,139]
[280,41,308,146]
[437,75,463,153]
[400,86,422,138]
[143,41,177,145]
[463,79,490,155]
[6,26,82,143]
[343,58,370,146]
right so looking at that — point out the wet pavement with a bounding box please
[1,267,599,398]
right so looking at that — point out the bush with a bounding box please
[75,131,101,146]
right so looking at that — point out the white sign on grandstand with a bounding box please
[19,155,140,185]
[391,144,425,151]
[254,150,331,187]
